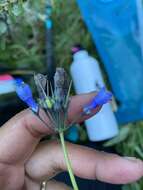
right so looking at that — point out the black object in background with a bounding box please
[0,99,25,126]
[46,22,55,82]
[45,5,56,86]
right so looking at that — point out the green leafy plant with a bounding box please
[0,0,46,71]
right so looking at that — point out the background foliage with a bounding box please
[0,1,143,189]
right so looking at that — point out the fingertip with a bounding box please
[68,92,101,123]
[103,155,143,184]
[122,157,143,183]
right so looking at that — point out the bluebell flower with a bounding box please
[83,87,112,114]
[15,79,38,113]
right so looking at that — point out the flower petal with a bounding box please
[83,87,112,114]
[15,79,38,113]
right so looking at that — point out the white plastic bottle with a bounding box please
[70,45,119,141]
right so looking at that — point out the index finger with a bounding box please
[26,140,143,184]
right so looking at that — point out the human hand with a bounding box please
[0,92,142,190]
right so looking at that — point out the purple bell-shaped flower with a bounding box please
[15,79,38,113]
[83,87,112,114]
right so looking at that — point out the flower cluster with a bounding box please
[15,67,112,132]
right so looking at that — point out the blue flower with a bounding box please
[83,87,112,114]
[15,79,38,113]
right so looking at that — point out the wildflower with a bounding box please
[33,68,71,132]
[34,73,52,109]
[54,68,69,111]
[83,87,112,114]
[34,73,47,100]
[15,79,38,113]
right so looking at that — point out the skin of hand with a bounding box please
[0,92,142,190]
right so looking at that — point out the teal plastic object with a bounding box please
[77,0,143,124]
[65,125,79,142]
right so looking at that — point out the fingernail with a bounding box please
[124,156,139,162]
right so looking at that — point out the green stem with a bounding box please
[59,131,79,190]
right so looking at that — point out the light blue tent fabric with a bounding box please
[77,0,143,124]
